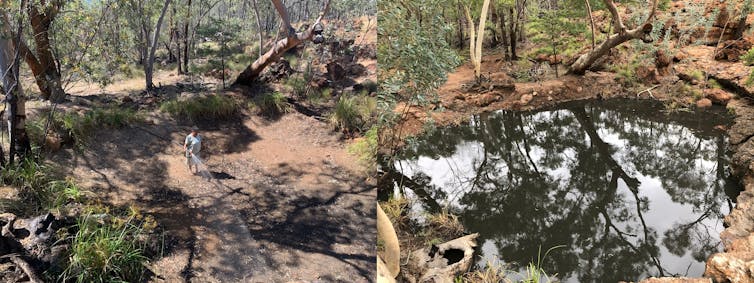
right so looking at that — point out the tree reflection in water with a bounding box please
[389,99,740,282]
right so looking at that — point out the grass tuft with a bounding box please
[160,95,239,122]
[251,91,290,116]
[61,214,149,283]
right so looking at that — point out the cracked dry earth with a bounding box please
[51,111,376,282]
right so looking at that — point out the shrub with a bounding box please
[742,48,754,66]
[253,91,290,116]
[61,214,149,283]
[160,95,239,122]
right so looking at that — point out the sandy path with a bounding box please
[52,111,376,282]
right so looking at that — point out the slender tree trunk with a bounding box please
[252,0,263,57]
[500,6,509,60]
[145,0,172,90]
[1,7,29,165]
[508,7,517,60]
[183,0,192,72]
[234,0,331,85]
[457,2,465,48]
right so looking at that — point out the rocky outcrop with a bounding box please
[705,95,754,282]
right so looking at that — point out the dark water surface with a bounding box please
[386,99,741,282]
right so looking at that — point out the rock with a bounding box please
[705,89,733,105]
[705,252,754,283]
[696,98,713,108]
[674,51,688,62]
[520,94,534,105]
[715,39,754,62]
[473,94,498,107]
[326,62,347,81]
[638,277,712,283]
[409,233,479,283]
[636,65,660,84]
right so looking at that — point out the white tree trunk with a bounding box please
[145,0,172,90]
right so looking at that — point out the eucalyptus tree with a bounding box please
[1,0,66,102]
[0,1,31,164]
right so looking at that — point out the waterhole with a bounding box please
[384,99,741,282]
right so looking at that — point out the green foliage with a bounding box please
[161,95,239,122]
[378,0,460,123]
[61,214,149,283]
[744,48,754,86]
[526,3,587,59]
[252,92,290,116]
[658,0,671,11]
[707,79,722,89]
[743,48,754,66]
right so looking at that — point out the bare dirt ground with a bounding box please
[39,73,376,282]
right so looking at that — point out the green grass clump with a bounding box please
[252,91,290,116]
[286,75,309,97]
[0,160,83,216]
[689,69,705,81]
[29,107,143,147]
[742,47,754,66]
[160,95,239,122]
[329,94,377,133]
[347,126,378,171]
[61,214,149,283]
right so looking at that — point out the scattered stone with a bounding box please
[520,94,534,105]
[705,252,754,283]
[577,86,583,93]
[547,96,553,101]
[696,98,713,108]
[714,125,728,131]
[705,89,733,105]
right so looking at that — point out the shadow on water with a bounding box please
[381,99,742,282]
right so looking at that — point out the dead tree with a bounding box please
[569,0,658,74]
[233,0,330,86]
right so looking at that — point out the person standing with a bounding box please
[184,127,202,174]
